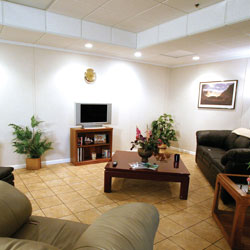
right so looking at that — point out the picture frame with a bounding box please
[198,80,238,109]
[94,134,106,144]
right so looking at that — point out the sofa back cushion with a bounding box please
[198,130,229,148]
[0,181,32,237]
[224,133,238,150]
[233,136,250,148]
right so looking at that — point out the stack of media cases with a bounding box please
[77,148,84,162]
[102,149,110,158]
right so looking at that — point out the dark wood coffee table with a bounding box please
[104,151,190,199]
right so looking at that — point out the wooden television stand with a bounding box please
[70,127,113,166]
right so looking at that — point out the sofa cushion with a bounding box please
[197,146,226,172]
[13,216,89,250]
[0,181,32,237]
[233,136,249,148]
[224,133,238,150]
[197,130,229,148]
[210,158,225,172]
[197,145,225,160]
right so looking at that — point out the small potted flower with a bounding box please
[247,175,250,194]
[131,126,159,163]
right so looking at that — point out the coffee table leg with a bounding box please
[180,176,189,200]
[104,171,112,193]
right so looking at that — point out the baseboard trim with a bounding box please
[10,158,71,170]
[9,148,195,170]
[170,146,195,155]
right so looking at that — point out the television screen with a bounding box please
[80,104,107,123]
[76,103,111,126]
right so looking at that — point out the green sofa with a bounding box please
[0,181,159,250]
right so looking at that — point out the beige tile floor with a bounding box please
[14,152,232,250]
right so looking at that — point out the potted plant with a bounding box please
[9,116,53,170]
[131,126,159,162]
[151,113,177,153]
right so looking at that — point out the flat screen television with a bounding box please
[76,103,112,127]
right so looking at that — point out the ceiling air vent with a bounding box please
[160,50,195,58]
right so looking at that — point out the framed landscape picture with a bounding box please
[198,80,238,109]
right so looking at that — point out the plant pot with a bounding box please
[26,158,41,170]
[138,148,153,163]
[158,143,167,154]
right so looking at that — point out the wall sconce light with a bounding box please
[85,68,96,83]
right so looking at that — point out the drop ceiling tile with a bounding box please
[0,26,44,43]
[36,33,80,48]
[48,0,109,19]
[188,26,242,43]
[116,19,155,33]
[85,0,158,27]
[162,50,194,58]
[230,20,250,35]
[67,39,134,58]
[66,39,107,53]
[6,0,54,10]
[84,10,125,28]
[211,35,250,49]
[137,3,184,22]
[117,3,183,32]
[162,0,224,13]
[146,54,183,65]
[206,47,250,59]
[98,43,135,55]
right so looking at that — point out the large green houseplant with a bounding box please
[151,113,177,153]
[9,116,52,170]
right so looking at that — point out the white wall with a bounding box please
[1,42,249,166]
[0,43,169,166]
[167,58,250,152]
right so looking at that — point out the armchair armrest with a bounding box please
[0,238,59,250]
[196,130,231,148]
[73,203,159,250]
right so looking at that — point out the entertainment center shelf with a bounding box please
[70,127,113,166]
[78,143,110,148]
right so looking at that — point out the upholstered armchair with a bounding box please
[0,181,159,250]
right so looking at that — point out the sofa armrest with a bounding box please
[221,149,250,175]
[196,130,231,148]
[221,148,250,165]
[0,238,59,250]
[73,203,159,250]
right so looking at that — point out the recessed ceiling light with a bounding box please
[134,52,142,57]
[85,43,93,48]
[192,56,200,61]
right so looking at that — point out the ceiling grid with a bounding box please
[0,0,250,67]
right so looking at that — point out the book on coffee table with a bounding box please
[129,162,159,171]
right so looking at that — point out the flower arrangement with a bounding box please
[130,126,159,153]
[247,176,250,194]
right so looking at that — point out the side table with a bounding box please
[212,173,250,250]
